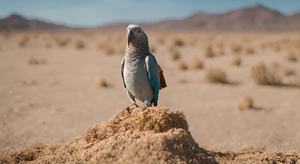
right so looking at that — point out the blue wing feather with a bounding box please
[145,54,160,106]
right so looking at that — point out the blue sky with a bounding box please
[0,0,300,27]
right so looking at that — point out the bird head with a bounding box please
[127,24,148,47]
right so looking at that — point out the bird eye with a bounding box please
[137,30,141,33]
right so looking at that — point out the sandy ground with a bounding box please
[0,31,300,156]
[2,106,299,163]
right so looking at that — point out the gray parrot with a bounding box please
[121,24,167,107]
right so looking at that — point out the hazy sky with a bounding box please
[0,0,300,27]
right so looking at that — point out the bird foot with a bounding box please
[129,102,138,108]
[141,105,147,111]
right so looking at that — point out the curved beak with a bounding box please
[127,29,134,44]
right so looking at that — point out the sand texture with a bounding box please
[1,106,299,164]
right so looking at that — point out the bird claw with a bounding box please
[141,105,147,111]
[129,102,138,109]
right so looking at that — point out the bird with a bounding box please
[121,24,167,107]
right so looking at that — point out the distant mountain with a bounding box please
[1,5,300,31]
[149,4,300,31]
[0,14,67,30]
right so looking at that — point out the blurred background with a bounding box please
[0,0,300,154]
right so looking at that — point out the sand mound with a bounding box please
[1,106,300,164]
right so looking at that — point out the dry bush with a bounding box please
[232,56,242,67]
[273,44,281,52]
[237,96,254,111]
[104,47,115,56]
[55,37,70,47]
[150,46,156,53]
[231,44,242,54]
[205,68,228,84]
[19,36,30,47]
[173,38,184,47]
[285,69,296,77]
[27,57,47,65]
[96,78,109,88]
[251,63,282,85]
[169,47,181,61]
[190,58,204,69]
[287,53,298,63]
[177,61,188,71]
[205,45,216,58]
[75,40,85,49]
[245,47,255,55]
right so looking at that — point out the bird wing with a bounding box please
[158,65,167,89]
[121,57,126,88]
[145,54,161,105]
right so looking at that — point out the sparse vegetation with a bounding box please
[55,37,70,47]
[231,44,242,54]
[205,45,216,58]
[173,38,184,47]
[245,47,255,55]
[232,56,242,66]
[251,63,282,85]
[190,58,204,69]
[27,57,47,65]
[237,96,254,111]
[96,78,109,88]
[285,69,296,77]
[19,36,30,47]
[104,47,115,56]
[205,68,228,84]
[75,40,85,49]
[170,47,181,61]
[178,61,188,71]
[150,46,156,53]
[287,53,298,63]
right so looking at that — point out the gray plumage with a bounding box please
[121,24,166,107]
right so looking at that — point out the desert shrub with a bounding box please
[55,37,70,47]
[104,47,115,56]
[170,47,181,61]
[75,40,85,49]
[205,45,216,58]
[190,58,204,69]
[273,44,281,52]
[150,46,156,53]
[19,36,30,47]
[232,56,242,66]
[178,61,188,71]
[245,47,255,55]
[205,68,228,84]
[251,63,282,85]
[96,78,109,88]
[231,44,242,54]
[27,57,47,65]
[287,53,298,63]
[173,38,184,47]
[285,69,296,77]
[237,96,254,111]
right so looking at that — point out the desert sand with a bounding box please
[0,30,300,163]
[2,106,300,163]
